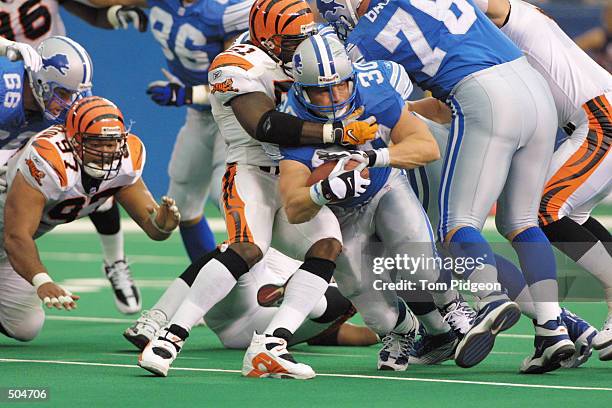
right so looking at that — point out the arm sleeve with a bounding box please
[221,1,251,36]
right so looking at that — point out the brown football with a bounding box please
[306,159,370,186]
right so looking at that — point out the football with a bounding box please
[306,159,370,186]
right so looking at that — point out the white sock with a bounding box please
[393,299,418,334]
[576,242,612,311]
[308,294,327,320]
[417,309,450,335]
[152,278,190,320]
[528,279,561,324]
[99,229,125,265]
[514,286,537,320]
[265,269,328,335]
[171,259,238,331]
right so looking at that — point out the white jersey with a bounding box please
[488,0,612,127]
[0,0,66,46]
[5,126,145,238]
[208,42,291,167]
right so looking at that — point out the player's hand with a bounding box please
[146,81,192,106]
[6,41,42,72]
[318,149,389,168]
[147,196,180,234]
[108,5,148,32]
[316,150,368,165]
[37,282,79,311]
[329,107,378,146]
[310,158,371,205]
[147,69,192,106]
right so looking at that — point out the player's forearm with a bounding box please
[407,98,452,125]
[388,135,440,169]
[4,232,47,284]
[473,0,509,28]
[283,188,323,224]
[62,1,114,28]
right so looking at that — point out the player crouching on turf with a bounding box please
[0,96,179,342]
[278,34,476,371]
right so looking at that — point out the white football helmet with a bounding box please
[316,0,362,41]
[292,34,356,121]
[28,36,93,122]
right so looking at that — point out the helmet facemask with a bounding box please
[69,128,128,181]
[296,75,357,122]
[31,78,92,123]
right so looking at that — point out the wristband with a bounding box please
[309,182,330,206]
[367,148,390,167]
[322,123,334,144]
[191,85,210,105]
[32,272,53,289]
[150,209,174,234]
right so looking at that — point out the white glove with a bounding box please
[5,41,42,72]
[107,5,149,32]
[0,165,7,194]
[310,158,371,206]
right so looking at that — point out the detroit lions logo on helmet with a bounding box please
[42,54,70,76]
[318,0,345,19]
[294,53,303,75]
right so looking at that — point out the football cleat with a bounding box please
[104,259,141,314]
[592,315,612,354]
[138,324,188,377]
[455,299,521,368]
[599,343,612,361]
[439,295,476,339]
[409,327,458,365]
[560,308,597,368]
[123,309,168,351]
[242,333,315,379]
[378,313,418,371]
[520,317,575,374]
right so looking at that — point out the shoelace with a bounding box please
[136,310,166,333]
[443,301,476,335]
[381,333,414,358]
[106,260,134,291]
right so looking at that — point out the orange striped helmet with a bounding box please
[65,96,128,180]
[249,0,317,64]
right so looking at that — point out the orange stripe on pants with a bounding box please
[539,95,612,226]
[221,164,255,244]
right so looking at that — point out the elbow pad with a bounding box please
[255,110,304,146]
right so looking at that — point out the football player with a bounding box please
[0,36,147,314]
[474,0,612,363]
[318,0,571,373]
[136,0,380,380]
[124,250,378,351]
[0,96,180,342]
[278,34,486,370]
[88,0,252,263]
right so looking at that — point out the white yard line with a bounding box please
[1,358,610,391]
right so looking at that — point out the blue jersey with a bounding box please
[280,60,410,208]
[345,0,522,99]
[148,0,251,88]
[0,59,48,153]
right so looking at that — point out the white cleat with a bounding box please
[242,333,315,379]
[123,309,168,351]
[138,325,188,377]
[104,259,141,314]
[592,315,612,354]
